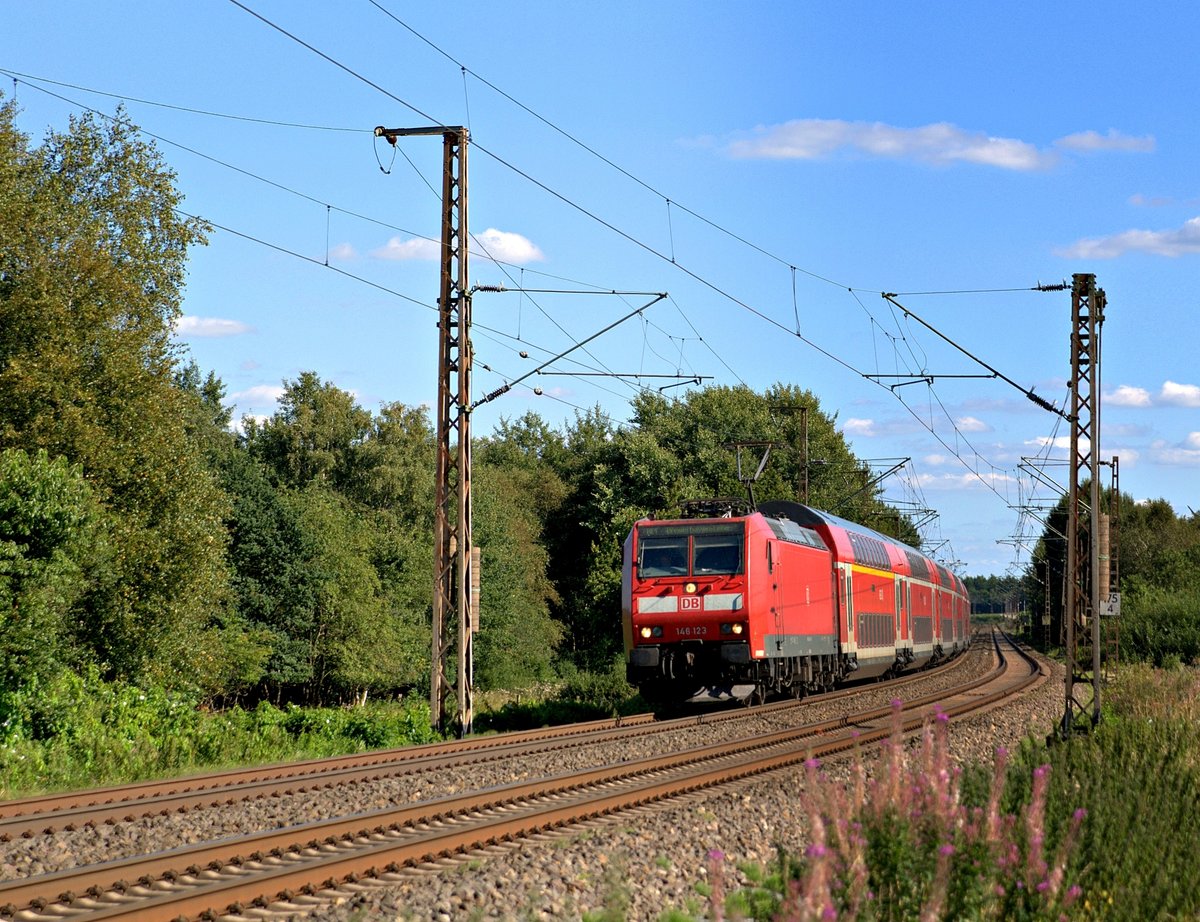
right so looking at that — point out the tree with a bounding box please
[472,462,562,688]
[244,372,373,491]
[239,381,437,701]
[0,449,109,693]
[0,98,236,692]
[538,385,913,667]
[343,400,436,523]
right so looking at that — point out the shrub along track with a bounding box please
[0,631,1040,922]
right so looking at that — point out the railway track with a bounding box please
[0,651,965,842]
[0,632,1039,921]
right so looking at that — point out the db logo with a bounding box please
[680,596,702,611]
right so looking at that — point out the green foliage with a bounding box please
[667,683,1199,922]
[672,708,1086,921]
[278,484,428,699]
[1119,581,1200,666]
[0,97,235,692]
[474,660,639,732]
[0,448,108,691]
[0,667,438,797]
[236,381,435,701]
[1007,715,1200,920]
[245,371,373,490]
[472,462,562,689]
[1024,493,1200,658]
[555,658,640,715]
[963,573,1026,613]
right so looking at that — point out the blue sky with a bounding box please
[4,2,1198,576]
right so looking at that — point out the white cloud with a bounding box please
[1160,380,1200,407]
[1025,435,1074,451]
[470,228,545,264]
[914,470,1016,491]
[1129,193,1174,208]
[1112,447,1141,466]
[955,415,991,433]
[232,384,286,406]
[1105,385,1152,407]
[841,417,876,437]
[174,316,251,338]
[370,228,545,265]
[371,236,440,261]
[923,453,950,466]
[725,119,1057,170]
[1149,435,1200,466]
[1054,129,1155,153]
[328,242,357,261]
[1057,216,1200,259]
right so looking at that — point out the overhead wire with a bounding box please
[348,6,1082,572]
[0,67,368,133]
[222,1,1048,480]
[19,6,1064,570]
[6,69,688,411]
[363,0,853,292]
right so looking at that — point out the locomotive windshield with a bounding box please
[637,522,744,577]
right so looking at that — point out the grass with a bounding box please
[659,665,1200,921]
[0,666,439,798]
[0,661,639,798]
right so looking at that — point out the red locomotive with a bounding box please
[621,498,969,704]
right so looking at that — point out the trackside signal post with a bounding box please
[374,125,474,737]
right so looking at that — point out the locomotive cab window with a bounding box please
[692,533,743,575]
[637,523,744,577]
[638,535,689,576]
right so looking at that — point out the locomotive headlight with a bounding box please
[639,626,664,639]
[721,622,745,635]
[640,626,653,639]
[732,623,744,635]
[684,581,697,594]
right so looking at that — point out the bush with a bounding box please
[0,668,439,798]
[1119,582,1200,666]
[474,660,640,733]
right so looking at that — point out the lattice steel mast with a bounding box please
[1062,272,1105,735]
[374,125,474,737]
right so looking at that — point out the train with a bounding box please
[621,498,970,704]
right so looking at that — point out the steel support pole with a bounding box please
[428,129,471,737]
[374,124,473,737]
[1062,273,1104,735]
